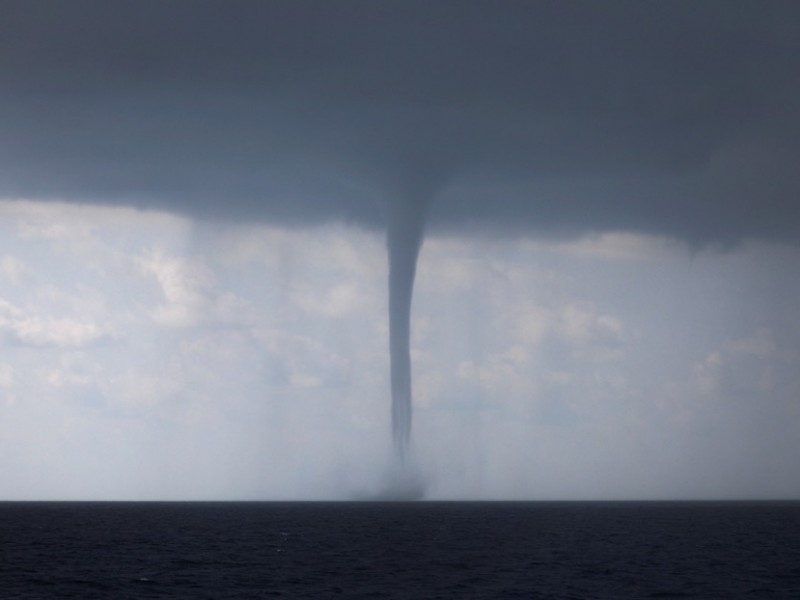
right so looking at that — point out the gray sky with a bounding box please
[3,0,800,241]
[1,1,799,499]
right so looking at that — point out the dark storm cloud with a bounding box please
[1,0,799,242]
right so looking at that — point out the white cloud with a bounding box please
[724,327,777,359]
[0,297,23,319]
[694,350,724,395]
[526,232,686,262]
[291,282,366,318]
[101,372,184,415]
[1,198,800,500]
[0,297,114,348]
[139,250,228,328]
[15,316,111,348]
[513,304,552,345]
[0,255,29,283]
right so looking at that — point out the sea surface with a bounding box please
[1,501,799,599]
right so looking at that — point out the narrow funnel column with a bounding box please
[387,198,427,461]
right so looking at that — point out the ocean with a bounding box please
[2,501,798,599]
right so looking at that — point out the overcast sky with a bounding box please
[1,1,799,499]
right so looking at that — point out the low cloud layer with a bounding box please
[1,200,799,499]
[1,1,799,242]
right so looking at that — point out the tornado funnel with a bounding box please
[386,197,427,460]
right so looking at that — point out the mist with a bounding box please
[1,1,800,499]
[3,200,800,500]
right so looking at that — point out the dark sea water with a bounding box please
[1,501,799,599]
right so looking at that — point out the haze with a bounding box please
[1,1,799,500]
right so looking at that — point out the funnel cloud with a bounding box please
[387,195,429,458]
